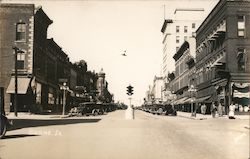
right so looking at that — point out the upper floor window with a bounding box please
[176,26,180,33]
[237,48,247,71]
[237,15,245,37]
[16,23,26,41]
[192,23,195,29]
[176,36,180,43]
[184,26,188,33]
[17,52,25,69]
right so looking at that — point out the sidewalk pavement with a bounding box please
[177,111,250,120]
[6,112,68,119]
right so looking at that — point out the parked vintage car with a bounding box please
[68,102,118,116]
[141,103,177,116]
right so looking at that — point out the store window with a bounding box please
[16,23,26,41]
[237,15,245,37]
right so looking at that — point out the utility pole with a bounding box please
[12,46,24,117]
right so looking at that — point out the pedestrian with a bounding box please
[203,104,207,115]
[211,102,217,118]
[228,102,236,119]
[218,102,223,117]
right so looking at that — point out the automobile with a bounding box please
[142,104,177,116]
[68,106,84,116]
[164,105,177,116]
[0,113,12,139]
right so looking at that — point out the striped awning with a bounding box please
[6,77,31,94]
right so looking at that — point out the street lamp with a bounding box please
[12,46,24,117]
[60,82,69,116]
[188,84,197,117]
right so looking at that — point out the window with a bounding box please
[16,23,26,41]
[17,53,25,69]
[237,48,247,71]
[176,26,180,33]
[192,23,195,29]
[176,36,180,43]
[184,26,188,33]
[237,15,245,37]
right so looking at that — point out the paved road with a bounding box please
[0,110,249,159]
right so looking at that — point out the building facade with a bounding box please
[195,0,250,114]
[161,7,213,103]
[0,4,36,112]
[171,37,196,112]
[0,3,113,113]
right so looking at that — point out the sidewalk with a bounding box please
[6,112,68,119]
[177,111,250,120]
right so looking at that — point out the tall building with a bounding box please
[161,8,208,78]
[195,0,250,114]
[161,3,218,102]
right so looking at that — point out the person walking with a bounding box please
[218,102,223,117]
[228,102,236,119]
[211,102,217,118]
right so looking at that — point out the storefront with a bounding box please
[231,82,249,113]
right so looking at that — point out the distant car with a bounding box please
[0,114,12,139]
[68,107,84,116]
[142,104,177,116]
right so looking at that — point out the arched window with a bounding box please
[237,48,247,71]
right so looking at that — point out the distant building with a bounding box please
[96,69,113,103]
[195,0,250,114]
[171,37,196,112]
[151,76,164,103]
[144,76,164,104]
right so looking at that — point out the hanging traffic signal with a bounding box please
[127,85,134,96]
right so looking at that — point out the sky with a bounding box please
[2,0,218,105]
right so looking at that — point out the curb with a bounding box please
[177,114,207,120]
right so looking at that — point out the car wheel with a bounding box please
[0,120,7,139]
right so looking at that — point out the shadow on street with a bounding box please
[8,118,101,131]
[2,134,40,140]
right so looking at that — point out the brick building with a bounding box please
[171,37,196,112]
[195,0,250,114]
[0,3,113,113]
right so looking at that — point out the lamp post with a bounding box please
[12,46,24,117]
[188,84,197,117]
[60,82,69,116]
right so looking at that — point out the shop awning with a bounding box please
[194,96,211,103]
[183,98,193,104]
[174,97,188,105]
[6,77,31,94]
[233,90,249,98]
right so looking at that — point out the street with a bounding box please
[0,110,249,159]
